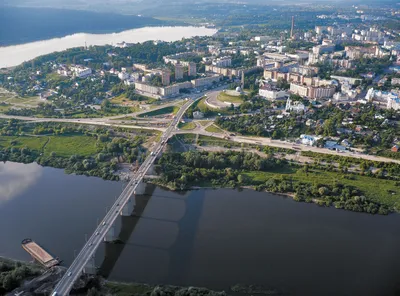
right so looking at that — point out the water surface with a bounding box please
[0,26,217,68]
[1,162,400,296]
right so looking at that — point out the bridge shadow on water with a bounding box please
[98,183,206,285]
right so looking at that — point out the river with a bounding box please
[0,26,217,68]
[1,162,400,296]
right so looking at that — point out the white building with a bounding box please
[285,97,306,113]
[118,72,130,81]
[300,134,319,146]
[71,66,92,78]
[259,86,287,100]
[212,56,232,67]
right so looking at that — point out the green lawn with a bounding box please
[217,92,244,104]
[0,135,48,150]
[178,121,196,130]
[45,134,98,157]
[109,94,129,104]
[205,124,224,133]
[138,105,179,117]
[194,97,233,116]
[244,169,400,209]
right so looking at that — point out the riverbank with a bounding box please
[155,150,397,214]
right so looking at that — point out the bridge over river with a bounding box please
[53,98,195,296]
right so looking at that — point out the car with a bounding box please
[117,203,120,206]
[89,243,93,246]
[67,272,72,277]
[96,232,99,235]
[102,221,106,226]
[116,210,118,213]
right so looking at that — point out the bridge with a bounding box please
[52,98,195,296]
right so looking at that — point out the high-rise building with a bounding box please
[188,62,197,77]
[162,70,171,86]
[175,63,184,80]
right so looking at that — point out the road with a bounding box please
[52,98,196,296]
[173,129,400,165]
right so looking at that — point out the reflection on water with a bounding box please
[0,26,217,68]
[0,162,42,205]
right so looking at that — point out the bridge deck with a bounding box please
[22,239,59,268]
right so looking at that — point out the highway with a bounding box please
[52,98,195,296]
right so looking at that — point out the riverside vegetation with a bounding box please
[0,258,42,294]
[155,150,398,215]
[0,119,155,180]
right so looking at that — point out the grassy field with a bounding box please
[9,136,49,151]
[38,135,96,157]
[217,92,244,104]
[45,135,98,157]
[178,121,196,130]
[138,105,179,117]
[0,134,98,157]
[194,97,233,116]
[109,95,130,105]
[205,124,224,133]
[244,169,400,209]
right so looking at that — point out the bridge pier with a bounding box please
[104,224,116,242]
[146,163,155,175]
[83,257,96,274]
[134,180,146,195]
[120,197,135,216]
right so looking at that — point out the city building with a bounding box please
[70,66,92,78]
[312,44,335,55]
[212,56,232,67]
[300,134,319,146]
[285,97,305,113]
[191,74,222,88]
[175,64,184,80]
[188,62,197,77]
[163,52,197,65]
[392,78,400,85]
[290,83,336,99]
[259,84,288,100]
[162,70,171,86]
[290,83,309,97]
[118,71,130,81]
[345,46,379,59]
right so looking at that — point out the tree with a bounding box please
[87,287,100,296]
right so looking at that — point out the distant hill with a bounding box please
[0,6,167,46]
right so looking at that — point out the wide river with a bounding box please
[1,162,400,296]
[0,26,217,68]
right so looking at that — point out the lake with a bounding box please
[1,162,400,296]
[0,26,217,68]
